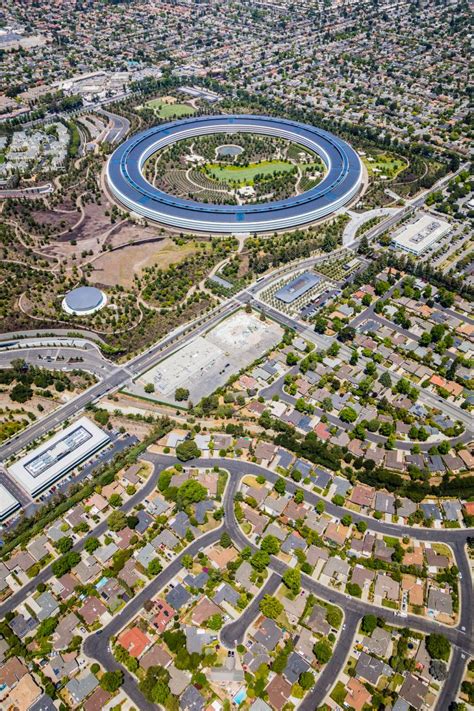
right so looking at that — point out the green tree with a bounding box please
[251,550,270,572]
[100,670,123,693]
[51,551,80,577]
[299,670,315,690]
[148,559,163,576]
[107,510,127,532]
[177,479,207,508]
[176,440,201,461]
[220,531,232,549]
[274,478,286,495]
[175,387,190,401]
[206,614,224,631]
[84,537,100,554]
[361,614,377,634]
[55,536,73,554]
[340,406,357,423]
[261,535,280,555]
[282,568,301,595]
[426,633,451,661]
[259,595,283,620]
[144,383,155,394]
[313,640,332,664]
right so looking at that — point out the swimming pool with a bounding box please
[233,688,247,705]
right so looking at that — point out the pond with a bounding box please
[216,144,243,157]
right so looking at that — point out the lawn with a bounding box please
[144,98,195,119]
[205,159,294,184]
[363,151,407,179]
[330,681,347,705]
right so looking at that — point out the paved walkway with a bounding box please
[342,207,399,246]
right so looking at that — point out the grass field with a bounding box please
[205,159,293,183]
[363,151,407,179]
[144,99,195,119]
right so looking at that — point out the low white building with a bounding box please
[0,484,20,521]
[392,212,451,255]
[9,416,110,498]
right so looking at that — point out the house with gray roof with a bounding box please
[235,561,255,592]
[254,618,282,651]
[441,500,461,521]
[213,582,239,608]
[356,652,392,684]
[281,533,307,555]
[180,684,205,711]
[135,543,157,569]
[94,541,118,565]
[396,498,417,519]
[151,530,180,551]
[135,510,153,534]
[375,492,396,515]
[170,511,197,539]
[166,584,191,611]
[66,672,98,706]
[184,626,216,654]
[420,502,442,521]
[363,627,392,657]
[27,535,49,562]
[243,642,271,673]
[306,603,330,636]
[34,591,59,621]
[283,652,310,684]
[427,587,453,616]
[322,557,350,582]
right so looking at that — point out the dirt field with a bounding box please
[89,238,203,288]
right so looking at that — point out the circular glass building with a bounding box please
[62,286,107,315]
[107,114,362,234]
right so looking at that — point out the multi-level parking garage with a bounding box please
[107,114,362,233]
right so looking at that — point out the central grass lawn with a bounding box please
[145,98,195,118]
[206,159,293,183]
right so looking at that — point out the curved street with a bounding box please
[78,452,473,710]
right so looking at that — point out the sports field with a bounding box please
[205,159,293,183]
[144,99,195,118]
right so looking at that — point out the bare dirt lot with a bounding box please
[90,238,202,288]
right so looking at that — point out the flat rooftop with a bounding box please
[275,271,321,304]
[9,416,110,498]
[0,484,20,521]
[392,213,451,255]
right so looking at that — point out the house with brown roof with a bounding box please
[83,687,112,711]
[117,626,151,658]
[266,675,292,711]
[140,644,172,671]
[344,677,372,711]
[350,484,375,509]
[402,575,424,607]
[403,545,424,568]
[191,597,222,626]
[374,574,400,602]
[0,656,28,690]
[324,522,350,547]
[4,673,41,710]
[151,599,175,633]
[207,545,238,569]
[254,441,277,462]
[80,596,107,626]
